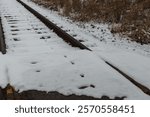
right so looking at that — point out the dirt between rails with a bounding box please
[0,86,126,100]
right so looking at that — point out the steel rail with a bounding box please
[0,17,6,54]
[17,0,91,51]
[105,60,150,95]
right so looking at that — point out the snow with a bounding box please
[22,0,150,57]
[0,0,150,99]
[2,50,150,100]
[23,0,150,85]
[97,51,150,89]
[0,54,8,88]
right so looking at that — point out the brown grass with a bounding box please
[31,0,150,44]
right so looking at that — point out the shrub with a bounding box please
[31,0,150,44]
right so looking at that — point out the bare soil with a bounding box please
[0,86,126,100]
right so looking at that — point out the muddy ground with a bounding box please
[0,86,126,100]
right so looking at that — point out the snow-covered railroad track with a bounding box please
[104,60,150,95]
[16,0,150,96]
[0,0,150,100]
[17,0,91,51]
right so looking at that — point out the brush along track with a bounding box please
[16,0,150,98]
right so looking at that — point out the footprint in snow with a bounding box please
[40,36,46,39]
[78,84,95,89]
[31,61,38,64]
[37,32,42,34]
[78,40,84,42]
[80,73,85,78]
[13,38,20,41]
[36,70,41,73]
[70,61,75,65]
[12,33,18,35]
[64,55,67,58]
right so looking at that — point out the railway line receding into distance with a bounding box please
[0,0,149,99]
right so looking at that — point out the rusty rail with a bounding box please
[0,17,6,54]
[17,0,91,51]
[105,60,150,95]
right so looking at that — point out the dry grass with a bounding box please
[31,0,150,44]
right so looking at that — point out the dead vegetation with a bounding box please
[31,0,150,44]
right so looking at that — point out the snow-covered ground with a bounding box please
[0,0,150,99]
[23,0,150,57]
[23,0,150,89]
